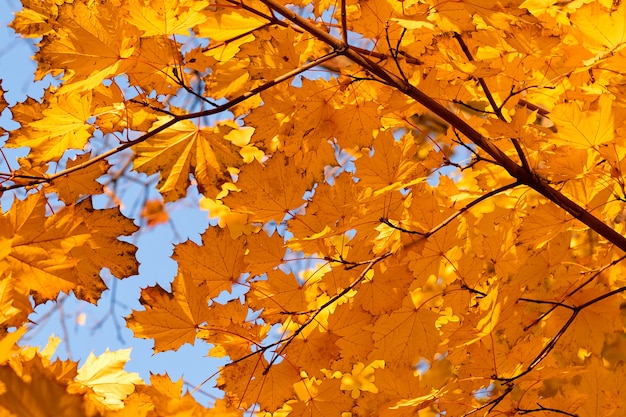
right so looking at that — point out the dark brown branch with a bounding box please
[502,282,626,385]
[386,23,408,82]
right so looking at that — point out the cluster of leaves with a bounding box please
[2,0,626,415]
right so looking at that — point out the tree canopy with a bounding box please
[1,0,626,415]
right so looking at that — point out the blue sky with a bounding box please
[0,1,224,403]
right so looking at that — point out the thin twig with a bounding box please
[266,252,392,371]
[385,22,408,82]
[340,0,348,44]
[518,403,578,416]
[519,254,626,330]
[453,32,530,171]
[382,181,520,240]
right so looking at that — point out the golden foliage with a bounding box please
[2,0,626,415]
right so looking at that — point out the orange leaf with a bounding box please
[126,271,211,352]
[224,152,313,223]
[173,226,247,299]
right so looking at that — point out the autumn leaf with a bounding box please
[126,271,211,352]
[570,2,626,52]
[2,193,88,302]
[51,152,109,204]
[32,1,140,93]
[550,94,614,149]
[72,348,143,410]
[125,0,210,37]
[244,230,286,277]
[173,226,247,298]
[0,356,93,417]
[369,294,443,370]
[133,119,244,201]
[0,274,31,328]
[140,199,169,227]
[6,92,94,163]
[129,373,221,416]
[218,355,300,412]
[197,7,268,42]
[223,152,313,223]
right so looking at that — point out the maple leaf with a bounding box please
[244,230,286,277]
[126,36,182,96]
[570,2,626,52]
[6,92,94,163]
[68,200,139,301]
[198,299,265,359]
[1,194,86,302]
[0,356,94,417]
[172,226,247,299]
[369,293,444,370]
[0,327,28,364]
[133,119,244,201]
[140,199,169,227]
[288,326,342,377]
[0,195,138,306]
[71,348,143,410]
[129,373,219,416]
[290,376,355,417]
[218,355,300,412]
[0,274,31,328]
[576,357,626,417]
[223,152,313,223]
[126,271,211,352]
[125,0,210,37]
[550,94,614,149]
[32,1,140,93]
[50,153,109,204]
[248,269,316,323]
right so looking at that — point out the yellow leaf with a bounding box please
[34,1,139,93]
[140,199,169,227]
[2,193,88,302]
[197,9,268,42]
[0,194,137,305]
[7,93,94,163]
[50,153,109,204]
[72,348,143,410]
[223,152,313,223]
[550,94,614,149]
[173,226,247,298]
[133,119,244,201]
[126,0,210,36]
[340,360,384,398]
[570,2,626,52]
[0,327,27,365]
[0,276,30,328]
[0,357,92,417]
[126,271,211,352]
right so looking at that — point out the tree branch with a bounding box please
[0,52,340,193]
[258,0,626,254]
